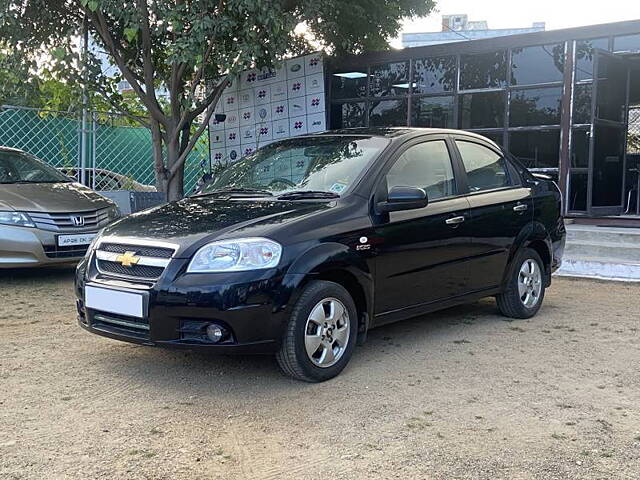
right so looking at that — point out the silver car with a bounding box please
[0,147,120,268]
[57,167,157,192]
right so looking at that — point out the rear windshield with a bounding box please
[0,150,72,184]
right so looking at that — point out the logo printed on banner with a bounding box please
[228,132,236,140]
[294,121,304,130]
[246,72,257,82]
[311,98,320,107]
[276,105,285,114]
[214,152,223,161]
[309,57,319,67]
[243,111,251,120]
[292,82,302,91]
[257,69,277,82]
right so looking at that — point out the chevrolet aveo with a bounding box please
[75,128,565,382]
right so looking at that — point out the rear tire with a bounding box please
[276,281,358,382]
[496,248,546,319]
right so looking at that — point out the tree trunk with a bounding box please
[165,131,184,201]
[150,119,168,196]
[166,164,184,200]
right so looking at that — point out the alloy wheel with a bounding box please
[304,297,350,368]
[518,258,542,308]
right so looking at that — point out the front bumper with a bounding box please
[75,258,303,354]
[0,224,96,268]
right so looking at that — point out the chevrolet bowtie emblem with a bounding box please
[115,251,140,267]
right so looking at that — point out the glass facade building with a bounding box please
[326,20,640,219]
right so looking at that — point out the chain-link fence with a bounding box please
[629,107,640,154]
[0,106,80,169]
[0,104,209,194]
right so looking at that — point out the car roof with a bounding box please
[314,127,497,143]
[0,145,26,153]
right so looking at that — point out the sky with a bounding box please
[393,0,640,47]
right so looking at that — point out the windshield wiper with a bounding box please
[277,190,340,200]
[197,187,274,197]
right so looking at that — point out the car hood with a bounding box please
[0,182,112,213]
[100,195,333,254]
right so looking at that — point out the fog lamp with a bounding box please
[206,324,224,342]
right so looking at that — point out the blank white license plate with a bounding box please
[58,233,96,247]
[85,285,145,318]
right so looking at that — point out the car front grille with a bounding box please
[28,209,110,232]
[91,311,150,340]
[99,243,174,258]
[94,241,176,282]
[96,260,165,279]
[43,244,89,259]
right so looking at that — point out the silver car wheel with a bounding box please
[518,258,542,308]
[304,297,350,368]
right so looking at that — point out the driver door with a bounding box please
[372,137,473,324]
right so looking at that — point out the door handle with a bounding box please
[445,216,466,226]
[513,203,528,212]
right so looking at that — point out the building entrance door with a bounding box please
[587,50,631,216]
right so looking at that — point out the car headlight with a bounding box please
[187,237,282,273]
[106,205,121,220]
[84,233,102,259]
[0,211,35,228]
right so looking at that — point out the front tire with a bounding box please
[496,248,546,319]
[276,281,358,382]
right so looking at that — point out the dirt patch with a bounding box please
[1,269,639,479]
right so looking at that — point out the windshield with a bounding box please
[199,136,389,196]
[0,150,72,184]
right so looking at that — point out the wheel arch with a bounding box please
[502,221,553,289]
[285,243,374,341]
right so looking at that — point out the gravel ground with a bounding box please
[1,267,639,480]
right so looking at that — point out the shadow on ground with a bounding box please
[83,297,504,400]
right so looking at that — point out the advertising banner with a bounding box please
[209,52,325,164]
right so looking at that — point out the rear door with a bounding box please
[372,137,473,323]
[452,137,533,292]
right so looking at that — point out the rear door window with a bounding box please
[455,140,512,192]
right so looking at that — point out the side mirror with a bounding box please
[377,186,429,213]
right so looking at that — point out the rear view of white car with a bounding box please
[0,146,120,268]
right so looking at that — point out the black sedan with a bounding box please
[75,128,565,382]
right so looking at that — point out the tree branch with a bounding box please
[168,94,221,178]
[86,8,168,127]
[136,0,163,116]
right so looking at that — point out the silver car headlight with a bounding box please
[0,211,35,228]
[106,205,121,220]
[187,237,282,273]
